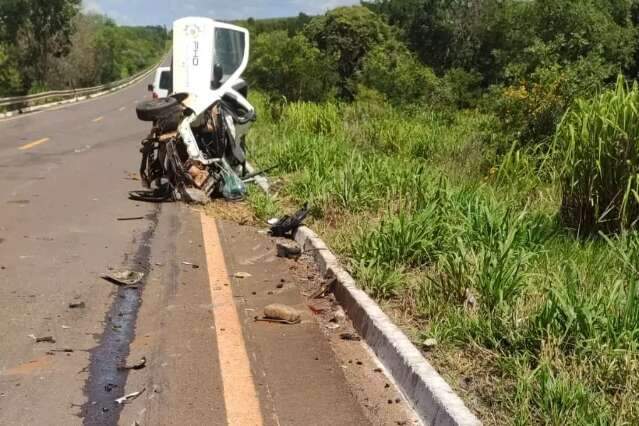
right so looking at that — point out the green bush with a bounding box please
[305,6,391,99]
[555,75,639,234]
[360,38,451,106]
[246,31,338,102]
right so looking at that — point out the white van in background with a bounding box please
[148,66,172,98]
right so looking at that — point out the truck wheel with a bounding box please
[136,97,179,122]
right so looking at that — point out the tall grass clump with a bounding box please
[555,75,639,234]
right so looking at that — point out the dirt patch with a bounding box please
[203,199,257,225]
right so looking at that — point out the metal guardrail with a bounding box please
[0,56,166,111]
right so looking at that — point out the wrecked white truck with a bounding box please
[131,17,258,202]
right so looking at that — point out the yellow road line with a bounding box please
[92,116,104,122]
[19,137,49,151]
[200,213,264,426]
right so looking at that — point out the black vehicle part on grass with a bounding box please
[136,97,180,122]
[270,203,310,237]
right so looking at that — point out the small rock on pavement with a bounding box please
[331,306,346,323]
[422,338,437,351]
[276,242,301,259]
[263,304,301,323]
[234,272,252,279]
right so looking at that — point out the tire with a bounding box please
[136,97,179,122]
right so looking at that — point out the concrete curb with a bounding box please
[245,162,481,425]
[0,58,162,120]
[293,227,481,426]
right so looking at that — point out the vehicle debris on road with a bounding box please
[68,301,85,309]
[233,271,252,279]
[101,270,145,286]
[276,242,302,259]
[255,304,301,324]
[339,333,361,342]
[34,336,56,343]
[118,356,147,371]
[115,388,145,405]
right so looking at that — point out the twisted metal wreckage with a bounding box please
[130,17,262,203]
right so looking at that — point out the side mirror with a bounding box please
[147,84,154,92]
[212,64,223,89]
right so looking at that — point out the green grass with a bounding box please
[555,75,639,234]
[246,90,639,425]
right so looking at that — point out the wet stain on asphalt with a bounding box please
[80,204,160,425]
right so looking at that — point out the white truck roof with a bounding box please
[172,17,249,114]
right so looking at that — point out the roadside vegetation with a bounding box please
[245,2,639,424]
[0,0,168,97]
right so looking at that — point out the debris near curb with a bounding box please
[255,304,301,324]
[118,357,147,371]
[270,204,309,237]
[340,333,361,341]
[69,301,85,309]
[233,271,252,279]
[115,388,145,405]
[34,336,56,343]
[276,242,301,259]
[101,270,144,287]
[309,278,336,299]
[422,338,438,351]
[182,261,200,269]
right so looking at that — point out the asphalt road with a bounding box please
[0,74,419,425]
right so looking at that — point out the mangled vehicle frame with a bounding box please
[132,18,258,202]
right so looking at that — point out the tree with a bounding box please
[305,6,391,99]
[246,31,338,102]
[0,0,81,90]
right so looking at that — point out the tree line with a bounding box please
[0,0,168,97]
[245,0,639,148]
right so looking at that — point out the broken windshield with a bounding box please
[214,28,246,84]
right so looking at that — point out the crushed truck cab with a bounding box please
[133,17,257,203]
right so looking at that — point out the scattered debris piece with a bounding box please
[69,301,85,309]
[117,217,145,221]
[422,338,438,351]
[61,325,71,330]
[115,388,146,405]
[233,272,252,279]
[276,242,302,259]
[331,306,346,323]
[50,349,74,353]
[35,336,56,343]
[118,357,147,371]
[374,368,383,373]
[101,270,144,286]
[309,278,336,299]
[464,288,479,312]
[325,323,340,330]
[183,187,209,204]
[182,261,200,269]
[307,301,327,314]
[270,203,309,237]
[276,283,284,289]
[255,304,301,324]
[267,218,279,226]
[340,333,361,341]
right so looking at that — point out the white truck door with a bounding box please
[172,17,249,114]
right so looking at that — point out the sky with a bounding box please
[83,0,361,26]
